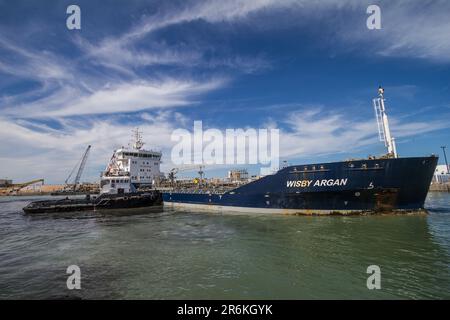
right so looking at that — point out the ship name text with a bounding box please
[286,179,348,188]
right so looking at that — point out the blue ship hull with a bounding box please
[162,156,438,214]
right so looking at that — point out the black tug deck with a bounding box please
[22,191,162,214]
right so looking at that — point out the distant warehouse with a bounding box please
[0,179,13,187]
[433,165,450,184]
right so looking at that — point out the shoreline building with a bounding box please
[433,164,450,184]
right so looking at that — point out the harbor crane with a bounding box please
[64,145,91,191]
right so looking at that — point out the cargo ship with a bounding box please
[162,88,438,214]
[23,130,163,214]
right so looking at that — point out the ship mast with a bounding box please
[373,86,398,158]
[132,128,145,150]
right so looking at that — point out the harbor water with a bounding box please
[0,193,449,299]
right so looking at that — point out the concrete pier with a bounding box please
[429,183,450,192]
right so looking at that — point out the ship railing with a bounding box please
[165,187,236,194]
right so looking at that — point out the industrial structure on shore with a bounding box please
[0,179,45,195]
[0,145,98,196]
[430,164,450,192]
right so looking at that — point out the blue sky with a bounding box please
[0,0,449,183]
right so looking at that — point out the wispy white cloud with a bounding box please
[117,0,449,64]
[117,0,294,42]
[121,0,450,64]
[322,0,450,62]
[3,78,226,118]
[3,0,448,120]
[371,2,450,62]
[0,36,73,83]
[73,0,285,74]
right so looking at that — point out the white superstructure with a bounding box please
[100,129,162,194]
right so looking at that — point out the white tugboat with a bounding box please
[23,129,163,214]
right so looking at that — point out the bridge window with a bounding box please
[100,180,109,187]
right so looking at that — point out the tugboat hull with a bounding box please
[23,191,162,214]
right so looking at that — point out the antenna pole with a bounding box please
[198,165,204,187]
[132,128,144,150]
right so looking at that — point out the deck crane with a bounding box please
[168,164,206,187]
[64,145,91,191]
